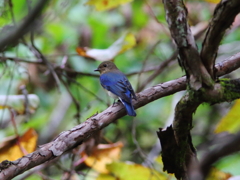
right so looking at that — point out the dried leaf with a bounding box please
[81,142,123,173]
[0,128,38,162]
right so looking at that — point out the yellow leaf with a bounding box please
[207,167,232,180]
[106,161,170,180]
[85,0,133,11]
[0,94,40,114]
[96,174,116,180]
[0,128,38,162]
[82,142,123,173]
[76,32,136,61]
[118,33,136,54]
[215,100,240,133]
[205,0,220,4]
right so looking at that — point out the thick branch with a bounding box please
[0,54,240,179]
[162,0,213,90]
[201,0,240,79]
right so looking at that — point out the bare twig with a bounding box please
[137,51,177,92]
[0,56,42,64]
[55,66,99,78]
[59,76,81,124]
[132,118,147,160]
[62,74,107,105]
[28,35,61,91]
[136,40,162,92]
[8,0,16,25]
[145,2,170,36]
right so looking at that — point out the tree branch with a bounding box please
[161,76,240,179]
[162,0,214,90]
[201,0,240,79]
[0,53,240,179]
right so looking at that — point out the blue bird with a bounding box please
[95,61,137,116]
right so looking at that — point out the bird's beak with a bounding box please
[94,68,99,72]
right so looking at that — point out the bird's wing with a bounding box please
[100,72,135,103]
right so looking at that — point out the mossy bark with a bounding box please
[163,78,240,180]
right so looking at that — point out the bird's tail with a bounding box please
[122,100,136,117]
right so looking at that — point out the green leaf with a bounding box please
[215,100,240,134]
[106,161,170,180]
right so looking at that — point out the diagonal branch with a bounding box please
[201,0,240,79]
[0,53,240,179]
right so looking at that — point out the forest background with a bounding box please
[1,0,240,179]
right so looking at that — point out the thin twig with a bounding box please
[8,0,16,25]
[62,74,107,106]
[131,118,147,159]
[59,76,81,124]
[137,51,178,92]
[136,40,161,92]
[29,34,62,91]
[145,2,169,35]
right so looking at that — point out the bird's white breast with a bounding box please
[105,90,118,99]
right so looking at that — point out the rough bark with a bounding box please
[162,0,214,90]
[161,0,240,179]
[159,77,240,180]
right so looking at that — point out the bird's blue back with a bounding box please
[100,71,133,102]
[100,70,136,116]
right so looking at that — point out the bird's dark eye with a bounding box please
[103,64,107,67]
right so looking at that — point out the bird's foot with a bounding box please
[112,99,120,107]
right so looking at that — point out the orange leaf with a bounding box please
[76,47,94,59]
[0,128,38,162]
[81,142,123,173]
